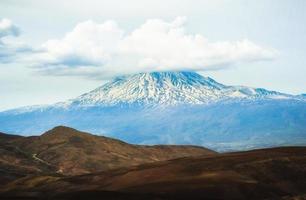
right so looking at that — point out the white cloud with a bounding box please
[0,18,20,38]
[119,17,277,72]
[31,17,278,78]
[36,20,123,67]
[0,18,32,63]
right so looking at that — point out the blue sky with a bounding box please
[0,0,306,111]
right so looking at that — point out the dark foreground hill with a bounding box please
[0,127,306,200]
[0,126,215,180]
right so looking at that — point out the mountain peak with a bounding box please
[48,125,78,133]
[70,71,228,106]
[139,71,225,88]
[42,126,83,137]
[59,71,300,107]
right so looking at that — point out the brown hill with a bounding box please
[0,132,22,140]
[1,127,305,199]
[1,147,305,200]
[0,132,56,185]
[1,126,215,176]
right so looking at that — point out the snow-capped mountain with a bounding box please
[64,71,299,107]
[7,71,303,113]
[1,71,305,152]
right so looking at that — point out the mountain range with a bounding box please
[0,71,305,151]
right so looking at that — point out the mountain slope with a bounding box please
[1,126,215,176]
[0,133,55,185]
[0,71,305,151]
[1,147,306,200]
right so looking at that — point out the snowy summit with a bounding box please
[68,71,296,107]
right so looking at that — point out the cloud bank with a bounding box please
[3,17,278,79]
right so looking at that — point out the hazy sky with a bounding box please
[0,0,306,111]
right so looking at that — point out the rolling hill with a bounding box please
[0,143,305,199]
[0,126,215,177]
